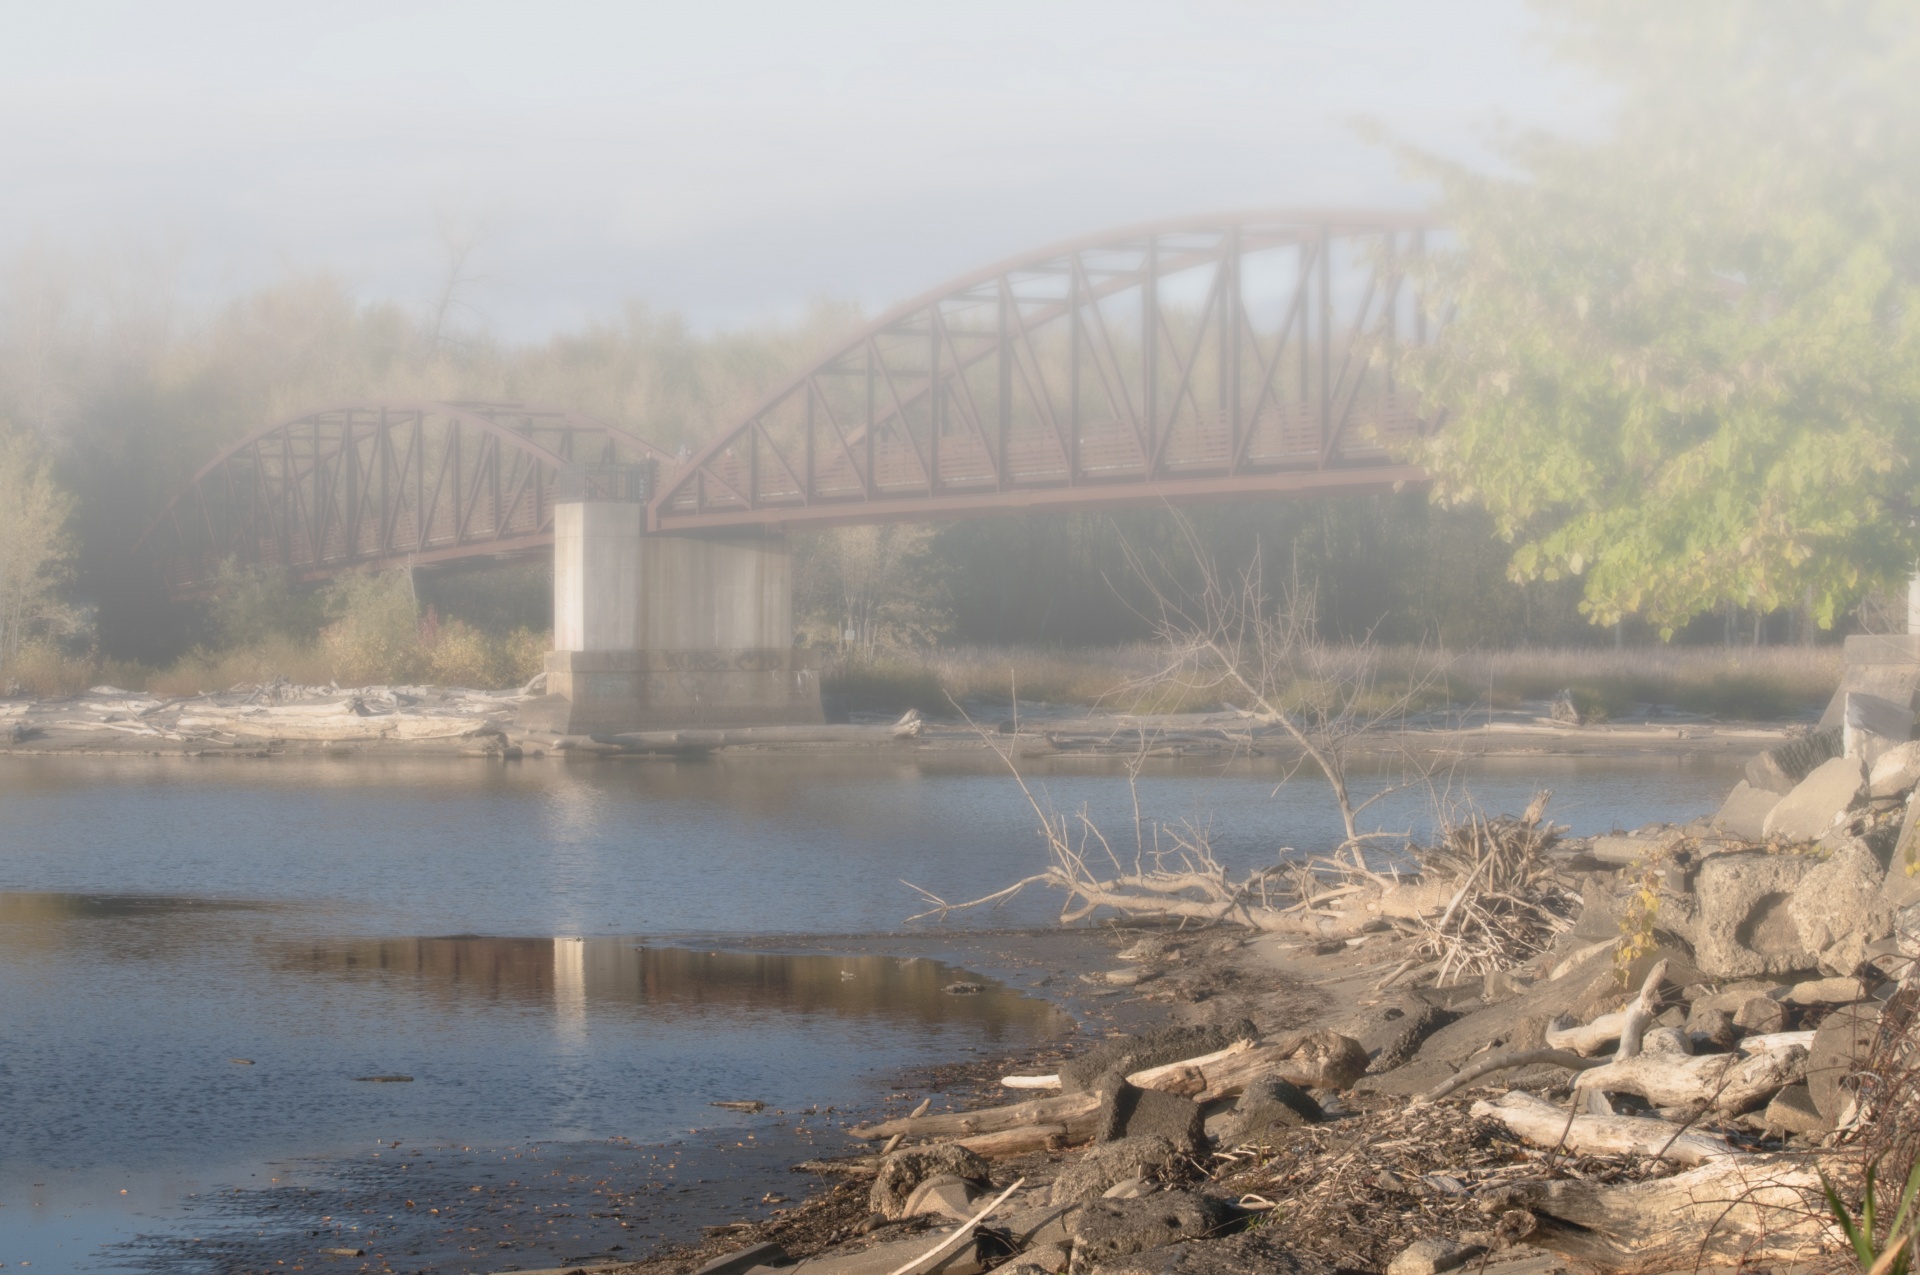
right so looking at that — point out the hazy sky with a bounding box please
[3,1,1598,338]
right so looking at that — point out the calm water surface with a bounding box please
[0,750,1734,1269]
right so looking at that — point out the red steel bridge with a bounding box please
[143,209,1441,592]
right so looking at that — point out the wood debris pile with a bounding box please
[0,682,525,751]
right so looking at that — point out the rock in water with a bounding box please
[1763,756,1866,842]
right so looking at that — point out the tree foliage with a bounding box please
[0,428,77,665]
[1405,0,1920,634]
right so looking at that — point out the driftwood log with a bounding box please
[1573,1045,1810,1117]
[1544,1009,1630,1057]
[1470,1090,1735,1167]
[855,1033,1366,1151]
[1484,1155,1828,1270]
[583,720,922,751]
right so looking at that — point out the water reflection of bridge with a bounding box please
[276,937,1068,1039]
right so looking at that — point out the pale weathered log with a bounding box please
[851,1092,1100,1141]
[1470,1090,1736,1167]
[1736,1030,1817,1055]
[857,1034,1357,1143]
[1544,1010,1629,1057]
[998,1039,1255,1093]
[1487,1154,1828,1271]
[592,722,921,750]
[1573,1045,1808,1116]
[954,1124,1076,1156]
[1191,1032,1369,1100]
[999,1074,1061,1090]
[1613,958,1670,1063]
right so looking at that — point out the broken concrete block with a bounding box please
[1789,838,1893,975]
[1388,1239,1483,1275]
[1685,1003,1738,1050]
[1763,756,1867,842]
[871,1144,989,1220]
[1763,1083,1832,1136]
[1746,728,1843,794]
[1692,852,1823,978]
[1808,1002,1881,1123]
[902,1175,983,1223]
[789,1231,990,1275]
[1733,994,1789,1033]
[1343,995,1455,1075]
[999,1201,1080,1250]
[1002,1241,1070,1275]
[1080,1229,1332,1275]
[1871,741,1920,799]
[1068,1191,1232,1264]
[1214,1075,1323,1146]
[1819,637,1920,730]
[694,1242,789,1275]
[1049,1136,1182,1206]
[1096,1082,1205,1154]
[1713,781,1781,841]
[1784,976,1871,1005]
[1846,691,1916,767]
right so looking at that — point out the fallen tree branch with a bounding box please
[1572,1045,1810,1117]
[1484,1154,1828,1271]
[1417,1048,1609,1104]
[1470,1090,1736,1167]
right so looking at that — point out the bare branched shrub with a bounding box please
[905,730,1301,930]
[1120,522,1446,851]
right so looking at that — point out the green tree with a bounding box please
[0,429,77,664]
[1405,0,1920,635]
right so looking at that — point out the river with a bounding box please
[0,750,1734,1271]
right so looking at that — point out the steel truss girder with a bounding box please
[141,401,670,593]
[650,208,1440,532]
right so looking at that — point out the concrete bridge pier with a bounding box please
[524,475,822,735]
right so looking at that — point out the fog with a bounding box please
[3,0,1591,336]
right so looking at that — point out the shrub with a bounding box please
[501,628,548,687]
[319,570,424,686]
[423,618,500,688]
[0,641,97,698]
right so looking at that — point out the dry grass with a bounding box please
[826,641,1842,720]
[2,629,547,700]
[1427,643,1845,720]
[141,638,336,696]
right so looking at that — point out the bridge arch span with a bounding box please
[650,208,1441,533]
